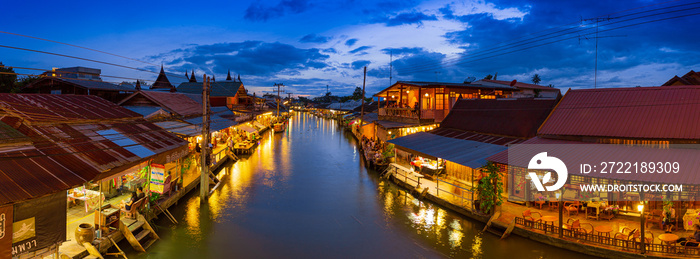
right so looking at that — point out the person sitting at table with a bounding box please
[677,224,700,246]
[136,187,145,200]
[124,192,137,211]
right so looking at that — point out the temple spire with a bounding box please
[237,74,241,83]
[190,70,197,83]
[226,69,232,81]
[151,65,175,92]
[135,80,141,91]
[185,70,189,81]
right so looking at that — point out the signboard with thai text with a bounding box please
[0,205,12,259]
[150,163,165,194]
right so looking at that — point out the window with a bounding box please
[51,89,61,95]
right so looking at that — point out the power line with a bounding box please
[0,30,159,66]
[396,2,700,74]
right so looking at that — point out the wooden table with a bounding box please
[659,233,680,245]
[594,225,613,237]
[541,216,558,234]
[534,201,546,210]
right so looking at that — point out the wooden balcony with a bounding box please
[378,108,445,124]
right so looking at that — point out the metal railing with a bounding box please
[388,163,475,211]
[436,177,474,210]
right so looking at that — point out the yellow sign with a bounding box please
[12,218,35,243]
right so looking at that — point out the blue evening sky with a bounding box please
[1,0,699,97]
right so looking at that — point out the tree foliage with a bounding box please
[0,62,18,93]
[477,162,504,214]
[531,74,542,85]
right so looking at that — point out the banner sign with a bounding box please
[12,192,66,257]
[0,205,12,259]
[150,163,165,194]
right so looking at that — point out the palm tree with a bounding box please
[531,74,541,85]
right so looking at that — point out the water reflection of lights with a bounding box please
[185,196,202,241]
[470,233,483,257]
[449,229,465,249]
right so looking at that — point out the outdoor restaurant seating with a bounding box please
[121,197,147,219]
[522,210,543,227]
[613,230,639,250]
[646,209,664,229]
[548,200,559,211]
[564,201,581,216]
[564,218,593,237]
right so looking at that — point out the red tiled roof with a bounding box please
[0,94,140,124]
[440,98,559,139]
[538,85,700,140]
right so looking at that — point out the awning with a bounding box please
[253,121,266,129]
[184,115,238,133]
[376,120,416,129]
[238,124,257,133]
[388,132,507,169]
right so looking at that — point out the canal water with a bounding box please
[134,112,590,258]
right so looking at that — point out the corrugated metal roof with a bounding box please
[487,137,700,185]
[478,79,561,91]
[0,94,141,124]
[177,81,242,97]
[0,95,189,205]
[122,106,163,117]
[184,114,238,133]
[121,91,203,117]
[440,98,558,139]
[0,120,30,145]
[389,132,508,168]
[0,146,98,206]
[154,120,199,137]
[538,86,700,139]
[430,128,526,146]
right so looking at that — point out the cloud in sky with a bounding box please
[345,38,358,47]
[376,11,438,26]
[244,0,313,22]
[299,34,330,43]
[165,41,330,77]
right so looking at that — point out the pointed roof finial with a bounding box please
[190,70,197,83]
[226,69,232,81]
[151,65,175,91]
[212,75,216,82]
[237,74,241,83]
[135,80,141,91]
[185,69,189,81]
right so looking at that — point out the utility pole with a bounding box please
[389,51,393,86]
[274,83,285,116]
[200,74,211,202]
[581,17,615,89]
[360,66,367,138]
